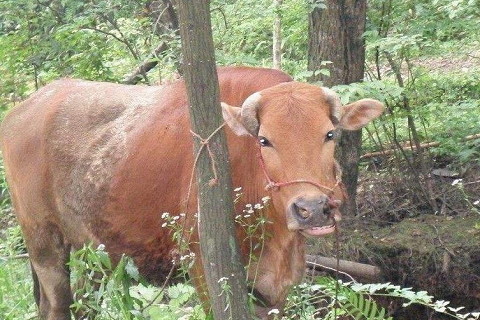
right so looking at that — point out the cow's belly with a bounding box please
[87,116,193,283]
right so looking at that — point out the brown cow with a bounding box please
[0,66,383,319]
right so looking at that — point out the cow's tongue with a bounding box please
[303,224,336,237]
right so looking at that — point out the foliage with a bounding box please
[283,277,480,320]
[348,281,480,320]
[367,0,480,45]
[0,160,11,210]
[211,0,308,75]
[0,0,175,112]
[284,278,391,320]
[363,0,480,165]
[69,244,205,320]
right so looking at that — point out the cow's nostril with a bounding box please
[293,203,312,220]
[298,207,311,219]
[323,205,331,215]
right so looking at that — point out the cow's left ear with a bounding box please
[338,99,384,130]
[221,102,251,136]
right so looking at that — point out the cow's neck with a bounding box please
[248,206,306,307]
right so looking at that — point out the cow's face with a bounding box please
[222,82,383,237]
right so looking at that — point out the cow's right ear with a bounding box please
[221,102,252,136]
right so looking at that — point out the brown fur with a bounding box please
[0,66,382,319]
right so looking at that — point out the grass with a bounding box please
[0,258,35,320]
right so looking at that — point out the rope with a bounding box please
[185,122,227,208]
[257,144,343,201]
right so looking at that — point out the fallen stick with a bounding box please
[361,133,480,159]
[0,253,29,260]
[306,254,382,282]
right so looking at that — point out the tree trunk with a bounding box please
[177,1,251,319]
[307,0,367,216]
[272,0,283,70]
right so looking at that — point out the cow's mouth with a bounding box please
[300,223,336,237]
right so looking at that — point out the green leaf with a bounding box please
[125,258,140,281]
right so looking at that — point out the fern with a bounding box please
[336,288,391,320]
[321,280,391,320]
[302,277,391,320]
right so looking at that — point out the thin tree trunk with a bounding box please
[307,0,367,216]
[384,52,439,213]
[272,0,283,70]
[177,1,251,319]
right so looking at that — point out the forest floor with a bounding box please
[309,161,480,319]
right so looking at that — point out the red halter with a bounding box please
[256,143,343,207]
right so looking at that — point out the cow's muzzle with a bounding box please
[288,196,339,237]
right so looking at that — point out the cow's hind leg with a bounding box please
[31,262,40,306]
[26,222,72,320]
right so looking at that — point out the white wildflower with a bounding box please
[246,203,253,208]
[234,187,242,192]
[217,277,228,283]
[97,244,105,251]
[267,309,280,315]
[473,200,479,206]
[261,196,271,203]
[254,203,263,209]
[451,179,463,186]
[179,213,186,217]
[161,222,168,228]
[161,212,170,219]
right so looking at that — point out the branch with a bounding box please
[361,133,480,159]
[122,42,169,84]
[0,253,29,260]
[123,0,180,84]
[101,13,141,61]
[306,254,383,282]
[82,26,126,45]
[162,0,179,30]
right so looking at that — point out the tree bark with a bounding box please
[272,0,283,70]
[177,1,251,319]
[307,0,367,216]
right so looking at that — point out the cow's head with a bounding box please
[222,82,383,236]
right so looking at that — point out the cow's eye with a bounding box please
[259,136,272,147]
[326,130,335,141]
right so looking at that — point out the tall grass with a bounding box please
[0,258,35,319]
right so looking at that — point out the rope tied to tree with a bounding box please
[184,122,227,215]
[189,122,227,187]
[178,122,228,276]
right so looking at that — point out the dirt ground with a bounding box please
[308,160,480,319]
